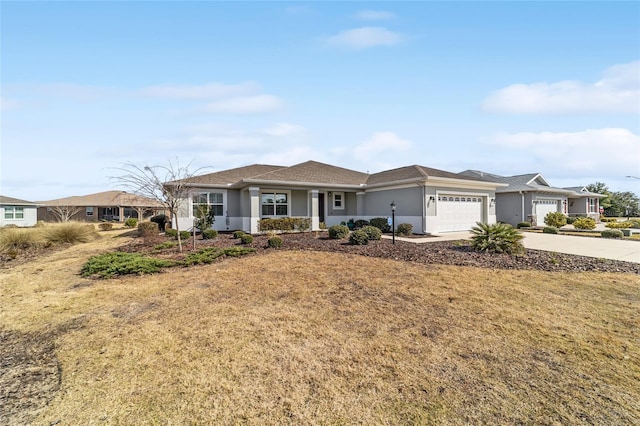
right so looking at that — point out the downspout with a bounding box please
[519,191,525,222]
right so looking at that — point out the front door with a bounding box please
[319,193,325,223]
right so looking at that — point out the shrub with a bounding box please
[319,222,327,230]
[150,214,168,231]
[153,241,176,251]
[183,247,255,265]
[268,236,283,248]
[516,222,531,229]
[370,217,391,233]
[544,211,567,228]
[328,225,349,239]
[361,225,382,241]
[565,216,576,225]
[0,228,43,251]
[224,246,256,257]
[98,223,113,231]
[631,220,640,229]
[349,230,369,245]
[353,219,370,230]
[179,231,192,240]
[396,223,413,236]
[81,252,177,278]
[233,230,246,239]
[573,217,596,230]
[138,221,159,237]
[605,221,630,229]
[240,234,254,244]
[124,218,138,228]
[165,229,190,240]
[470,222,524,255]
[202,229,218,240]
[600,217,617,223]
[543,226,558,234]
[258,217,311,232]
[601,229,623,239]
[42,223,98,244]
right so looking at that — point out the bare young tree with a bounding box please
[112,159,206,252]
[50,205,82,222]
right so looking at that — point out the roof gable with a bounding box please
[0,195,37,205]
[249,161,369,185]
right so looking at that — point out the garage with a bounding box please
[534,199,559,226]
[437,195,483,232]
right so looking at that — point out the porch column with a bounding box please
[309,190,319,231]
[356,192,366,217]
[118,206,124,222]
[249,187,260,234]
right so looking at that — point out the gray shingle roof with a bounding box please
[459,170,600,196]
[38,191,163,207]
[367,165,485,186]
[180,164,285,186]
[248,161,369,185]
[0,195,37,205]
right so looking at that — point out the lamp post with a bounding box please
[390,201,396,244]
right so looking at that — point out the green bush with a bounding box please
[601,229,623,239]
[471,222,524,255]
[202,229,218,239]
[98,223,113,231]
[224,246,255,257]
[138,221,159,237]
[361,225,382,241]
[516,222,531,229]
[543,226,558,234]
[328,225,350,239]
[573,217,596,230]
[233,230,246,239]
[396,223,413,236]
[80,252,177,278]
[165,228,190,240]
[183,247,255,265]
[544,211,567,228]
[600,217,616,223]
[153,241,176,251]
[150,214,168,231]
[565,216,576,225]
[43,223,98,244]
[349,230,369,245]
[353,219,370,230]
[630,220,640,229]
[605,221,629,229]
[124,218,138,228]
[240,234,254,244]
[258,217,311,232]
[370,217,391,233]
[0,228,43,251]
[267,236,283,248]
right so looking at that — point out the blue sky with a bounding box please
[2,1,639,201]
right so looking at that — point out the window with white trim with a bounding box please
[86,207,94,216]
[261,192,288,216]
[4,206,24,220]
[333,192,344,210]
[588,198,598,213]
[193,192,224,217]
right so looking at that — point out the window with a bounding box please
[193,192,224,217]
[86,207,94,216]
[261,192,288,216]
[4,206,24,220]
[333,192,344,210]
[588,198,598,213]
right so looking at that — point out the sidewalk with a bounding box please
[383,231,640,263]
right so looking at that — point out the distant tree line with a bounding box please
[587,182,640,217]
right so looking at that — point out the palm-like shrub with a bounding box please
[544,211,567,228]
[470,222,524,255]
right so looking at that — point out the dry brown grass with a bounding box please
[1,234,639,424]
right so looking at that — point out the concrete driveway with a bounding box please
[386,231,640,263]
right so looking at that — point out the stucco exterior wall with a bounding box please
[1,205,38,227]
[495,193,525,226]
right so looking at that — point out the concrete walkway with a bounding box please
[383,231,640,263]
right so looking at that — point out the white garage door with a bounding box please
[437,195,483,232]
[535,200,559,226]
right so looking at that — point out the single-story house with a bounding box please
[458,171,606,227]
[37,190,165,222]
[0,195,39,227]
[168,160,505,234]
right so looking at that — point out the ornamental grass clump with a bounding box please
[42,222,98,244]
[0,227,43,251]
[470,222,524,255]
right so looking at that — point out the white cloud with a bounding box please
[263,123,306,137]
[202,95,284,114]
[327,27,403,49]
[482,61,640,114]
[355,10,396,21]
[352,131,413,161]
[487,128,640,174]
[139,82,259,99]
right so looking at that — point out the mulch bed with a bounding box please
[126,232,640,274]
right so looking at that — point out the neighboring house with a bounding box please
[169,160,505,234]
[37,191,165,222]
[459,171,605,226]
[0,195,39,227]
